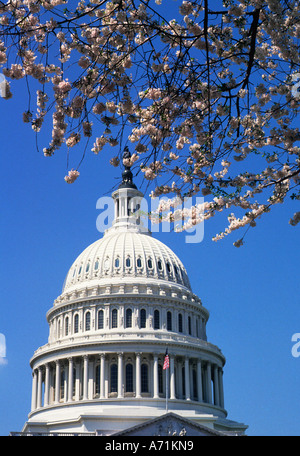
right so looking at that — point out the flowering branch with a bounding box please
[0,0,299,244]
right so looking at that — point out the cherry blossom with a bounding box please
[0,0,299,244]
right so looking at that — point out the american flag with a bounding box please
[163,350,169,370]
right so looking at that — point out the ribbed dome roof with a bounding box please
[62,153,191,296]
[62,229,191,294]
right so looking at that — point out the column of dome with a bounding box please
[29,350,225,415]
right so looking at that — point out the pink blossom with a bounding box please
[64,169,80,184]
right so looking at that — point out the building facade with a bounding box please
[21,159,247,436]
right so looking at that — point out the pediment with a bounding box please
[112,413,226,436]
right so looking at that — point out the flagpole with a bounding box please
[163,348,169,414]
[166,364,168,413]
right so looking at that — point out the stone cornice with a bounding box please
[46,291,208,322]
[30,333,225,367]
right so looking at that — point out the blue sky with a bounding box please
[0,76,299,437]
[0,2,300,435]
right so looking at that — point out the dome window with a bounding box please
[178,313,183,333]
[157,260,162,270]
[140,309,146,328]
[72,268,76,277]
[85,312,91,331]
[154,310,160,330]
[86,263,90,273]
[65,317,69,336]
[110,364,118,393]
[98,310,104,330]
[125,364,134,393]
[94,260,99,270]
[78,266,82,275]
[147,258,153,269]
[166,262,171,273]
[112,309,118,328]
[74,314,79,333]
[141,364,149,393]
[137,257,142,268]
[125,308,132,328]
[167,311,172,331]
[115,258,120,268]
[126,257,131,268]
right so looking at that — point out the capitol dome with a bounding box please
[21,156,247,436]
[62,230,191,295]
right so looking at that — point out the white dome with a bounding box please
[62,230,191,294]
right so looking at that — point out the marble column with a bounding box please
[118,352,124,398]
[83,355,89,400]
[213,364,220,406]
[100,354,105,399]
[184,357,190,401]
[197,359,203,402]
[135,352,141,398]
[218,368,224,408]
[37,367,43,408]
[31,369,37,411]
[153,354,159,399]
[55,360,60,403]
[68,357,73,402]
[206,362,212,404]
[170,355,176,400]
[44,363,50,406]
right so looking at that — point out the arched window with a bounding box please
[126,308,132,328]
[147,258,153,269]
[126,257,131,267]
[112,309,118,328]
[98,310,104,330]
[94,260,99,270]
[178,313,183,333]
[65,316,69,336]
[86,263,90,273]
[110,364,118,393]
[166,262,171,273]
[154,310,160,330]
[157,260,162,270]
[140,309,146,329]
[125,364,133,393]
[115,258,120,268]
[141,364,148,393]
[137,257,142,268]
[167,311,172,331]
[85,311,91,331]
[74,314,79,333]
